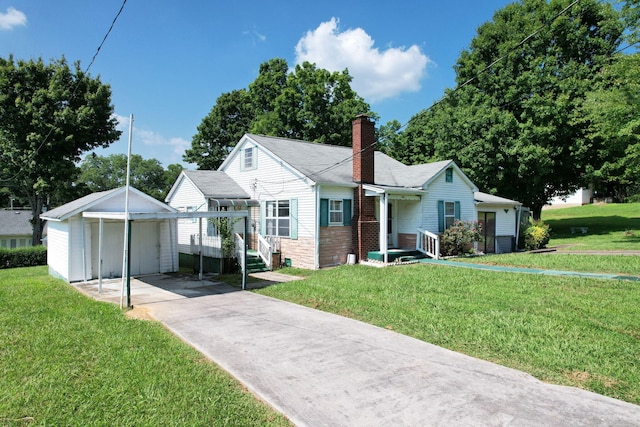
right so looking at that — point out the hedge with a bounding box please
[0,246,47,269]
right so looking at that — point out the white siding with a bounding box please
[159,219,178,272]
[422,168,476,233]
[68,216,87,282]
[395,199,422,234]
[166,176,207,253]
[47,221,69,280]
[223,139,317,240]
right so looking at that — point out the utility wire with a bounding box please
[0,0,128,184]
[398,0,581,131]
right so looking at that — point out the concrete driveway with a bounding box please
[76,274,640,426]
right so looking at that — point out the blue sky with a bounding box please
[1,0,513,167]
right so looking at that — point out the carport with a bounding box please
[82,210,250,306]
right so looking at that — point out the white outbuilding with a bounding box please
[41,187,179,282]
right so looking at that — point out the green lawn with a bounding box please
[258,264,640,405]
[453,253,640,275]
[0,266,290,427]
[542,203,640,251]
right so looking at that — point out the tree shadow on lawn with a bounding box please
[546,215,640,239]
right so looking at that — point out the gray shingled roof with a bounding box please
[41,188,120,221]
[182,170,250,199]
[0,210,33,236]
[475,192,522,205]
[245,134,450,188]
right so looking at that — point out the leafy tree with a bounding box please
[394,0,624,219]
[620,0,640,47]
[78,153,181,201]
[183,89,253,170]
[186,58,373,169]
[0,56,120,245]
[581,53,640,200]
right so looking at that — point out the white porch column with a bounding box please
[379,193,389,263]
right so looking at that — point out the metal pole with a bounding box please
[120,113,133,309]
[126,220,132,308]
[98,218,103,293]
[242,216,248,290]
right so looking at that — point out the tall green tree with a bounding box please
[78,153,182,201]
[395,0,624,218]
[0,57,120,244]
[581,53,640,200]
[186,58,373,170]
[183,89,253,170]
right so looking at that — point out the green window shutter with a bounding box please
[320,199,329,227]
[438,200,445,232]
[343,199,352,226]
[260,202,266,236]
[454,201,461,220]
[290,198,298,240]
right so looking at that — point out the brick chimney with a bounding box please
[351,115,379,262]
[352,114,375,184]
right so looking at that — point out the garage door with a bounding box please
[91,221,161,279]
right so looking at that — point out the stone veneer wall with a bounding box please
[319,226,352,267]
[279,237,315,270]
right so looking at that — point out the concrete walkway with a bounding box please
[420,258,640,281]
[76,274,640,426]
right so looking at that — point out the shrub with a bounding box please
[523,219,550,250]
[0,246,47,269]
[440,220,483,257]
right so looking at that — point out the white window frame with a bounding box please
[329,199,343,225]
[265,200,290,237]
[444,201,456,229]
[242,146,256,171]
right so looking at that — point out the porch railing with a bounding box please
[416,228,440,260]
[190,234,223,259]
[257,234,273,270]
[234,233,245,272]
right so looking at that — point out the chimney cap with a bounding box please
[355,114,371,120]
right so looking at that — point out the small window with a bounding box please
[10,239,17,249]
[266,200,290,237]
[186,206,197,223]
[445,168,453,183]
[243,146,256,170]
[445,201,456,229]
[329,200,343,225]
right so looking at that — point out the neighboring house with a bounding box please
[41,187,179,282]
[169,115,523,269]
[547,187,593,208]
[0,209,36,248]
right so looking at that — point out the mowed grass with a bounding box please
[542,203,640,251]
[454,253,640,275]
[257,264,640,405]
[0,266,290,427]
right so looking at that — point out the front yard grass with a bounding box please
[0,266,290,427]
[258,264,640,405]
[453,253,640,275]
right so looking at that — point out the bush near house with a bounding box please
[440,220,483,256]
[523,219,551,250]
[0,246,47,269]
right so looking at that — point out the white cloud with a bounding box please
[0,7,27,30]
[295,18,432,103]
[113,114,189,164]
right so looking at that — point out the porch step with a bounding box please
[367,250,427,263]
[246,255,269,273]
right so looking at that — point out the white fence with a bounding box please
[190,234,223,259]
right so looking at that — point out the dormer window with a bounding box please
[445,167,453,183]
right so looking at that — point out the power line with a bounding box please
[398,0,581,132]
[0,0,128,184]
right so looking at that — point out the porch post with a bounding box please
[98,218,104,293]
[198,217,203,281]
[379,193,388,263]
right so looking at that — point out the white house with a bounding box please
[0,210,36,248]
[169,115,522,269]
[41,187,179,282]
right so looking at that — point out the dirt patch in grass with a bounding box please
[566,370,620,389]
[125,306,156,321]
